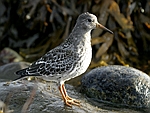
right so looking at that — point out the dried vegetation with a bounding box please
[0,0,150,74]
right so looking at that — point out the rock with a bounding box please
[0,80,118,113]
[0,63,143,113]
[0,48,23,64]
[0,62,30,82]
[81,65,150,110]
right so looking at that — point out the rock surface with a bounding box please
[0,62,30,82]
[81,65,150,110]
[0,80,106,113]
[0,63,145,113]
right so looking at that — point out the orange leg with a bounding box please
[59,83,80,107]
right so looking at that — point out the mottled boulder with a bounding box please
[81,65,150,109]
[0,81,102,113]
[0,63,144,113]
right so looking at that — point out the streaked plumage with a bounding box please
[16,12,113,107]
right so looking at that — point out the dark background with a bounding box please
[0,0,150,75]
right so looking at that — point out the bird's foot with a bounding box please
[59,83,80,107]
[64,96,80,107]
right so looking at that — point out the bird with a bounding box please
[15,12,113,107]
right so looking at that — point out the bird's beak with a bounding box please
[96,23,113,34]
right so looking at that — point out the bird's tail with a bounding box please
[16,68,28,75]
[14,68,28,80]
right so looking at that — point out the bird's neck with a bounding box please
[66,26,92,47]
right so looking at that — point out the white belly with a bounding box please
[62,32,92,82]
[79,46,92,75]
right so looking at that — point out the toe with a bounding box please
[65,98,80,107]
[66,96,80,103]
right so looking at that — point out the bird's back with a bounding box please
[15,12,100,81]
[15,40,92,81]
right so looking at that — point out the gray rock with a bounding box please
[81,65,150,110]
[0,80,142,113]
[0,63,143,113]
[0,62,30,82]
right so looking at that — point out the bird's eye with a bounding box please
[88,19,92,22]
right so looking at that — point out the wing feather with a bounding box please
[25,48,79,77]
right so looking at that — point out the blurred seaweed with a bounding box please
[0,0,150,75]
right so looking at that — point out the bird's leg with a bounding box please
[59,84,66,102]
[62,84,80,103]
[59,83,80,107]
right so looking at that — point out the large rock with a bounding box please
[0,63,143,113]
[0,81,106,113]
[81,65,150,110]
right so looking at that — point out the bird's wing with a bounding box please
[25,48,79,77]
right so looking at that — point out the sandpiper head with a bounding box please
[77,12,113,34]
